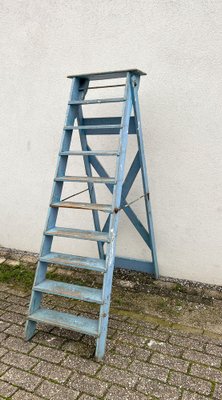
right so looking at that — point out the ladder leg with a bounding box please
[131,75,159,278]
[96,73,133,360]
[25,78,79,339]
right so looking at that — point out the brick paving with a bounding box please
[0,285,221,399]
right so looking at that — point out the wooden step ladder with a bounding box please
[25,69,159,360]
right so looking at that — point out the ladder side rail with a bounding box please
[95,73,133,360]
[130,75,159,278]
[75,78,105,259]
[25,78,79,339]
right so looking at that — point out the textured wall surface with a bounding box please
[0,0,222,284]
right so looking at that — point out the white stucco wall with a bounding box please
[0,0,222,285]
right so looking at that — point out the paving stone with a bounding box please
[109,319,137,333]
[5,259,20,267]
[169,335,205,351]
[0,292,9,300]
[0,248,9,257]
[129,359,168,382]
[62,354,100,375]
[12,390,43,400]
[68,371,109,397]
[20,255,38,264]
[146,339,183,357]
[116,331,147,347]
[0,347,8,357]
[2,336,36,354]
[114,343,134,357]
[0,300,11,310]
[32,331,66,348]
[52,326,83,340]
[105,385,151,400]
[37,379,79,399]
[169,371,212,396]
[30,344,66,364]
[206,343,222,357]
[4,324,25,338]
[183,349,221,368]
[150,352,189,373]
[191,363,222,383]
[2,351,38,371]
[8,295,29,306]
[97,365,138,389]
[214,383,222,399]
[1,311,26,325]
[104,352,131,369]
[0,333,7,343]
[127,318,158,330]
[137,377,181,400]
[1,367,42,391]
[78,395,99,400]
[133,347,151,362]
[0,362,10,374]
[136,326,169,342]
[9,304,28,316]
[182,391,212,399]
[0,380,17,397]
[62,340,95,358]
[33,360,71,383]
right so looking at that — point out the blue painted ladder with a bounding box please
[25,69,159,360]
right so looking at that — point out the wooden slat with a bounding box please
[69,98,125,105]
[67,69,146,80]
[40,252,106,272]
[45,227,110,242]
[51,201,112,213]
[55,176,116,184]
[28,309,99,336]
[60,150,119,156]
[34,280,103,304]
[64,124,122,130]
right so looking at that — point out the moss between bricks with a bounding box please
[0,261,222,339]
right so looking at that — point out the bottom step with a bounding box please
[28,308,99,337]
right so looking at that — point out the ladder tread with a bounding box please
[51,201,112,213]
[45,227,110,242]
[60,150,119,156]
[28,308,99,336]
[34,280,103,304]
[55,176,116,184]
[69,97,126,105]
[67,69,146,80]
[64,124,122,130]
[40,252,106,272]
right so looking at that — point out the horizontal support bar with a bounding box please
[114,256,155,274]
[83,117,136,135]
[69,98,126,105]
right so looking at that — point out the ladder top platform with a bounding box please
[67,69,146,80]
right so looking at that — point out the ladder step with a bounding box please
[64,124,122,130]
[40,252,106,272]
[51,201,112,213]
[69,97,126,105]
[28,308,99,337]
[60,150,119,156]
[34,280,103,304]
[45,227,110,242]
[55,176,116,184]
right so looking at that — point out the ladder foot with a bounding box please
[95,336,106,361]
[25,320,37,341]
